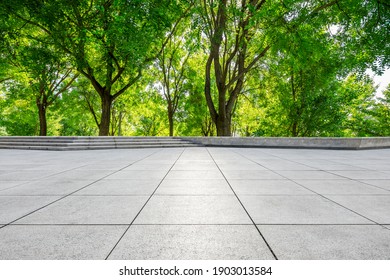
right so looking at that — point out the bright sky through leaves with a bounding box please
[368,68,390,98]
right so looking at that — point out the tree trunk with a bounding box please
[99,95,112,136]
[216,115,231,136]
[168,115,174,136]
[118,111,123,136]
[37,103,47,136]
[168,105,174,136]
[292,121,298,137]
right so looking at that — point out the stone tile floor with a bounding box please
[0,147,389,260]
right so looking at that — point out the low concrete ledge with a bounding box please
[0,136,198,150]
[1,136,389,150]
[182,137,390,150]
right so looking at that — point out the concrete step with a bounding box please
[0,137,186,142]
[0,140,194,146]
[0,137,202,150]
[0,144,200,151]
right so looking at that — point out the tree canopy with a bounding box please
[0,0,389,137]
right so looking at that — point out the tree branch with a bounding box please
[311,0,338,15]
[146,1,195,63]
[111,69,142,100]
[11,13,51,35]
[226,45,270,89]
[83,93,100,127]
[204,54,218,122]
[49,68,72,94]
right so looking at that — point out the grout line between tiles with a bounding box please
[0,149,162,231]
[0,164,96,193]
[241,149,390,193]
[206,147,279,260]
[232,149,388,230]
[104,148,186,260]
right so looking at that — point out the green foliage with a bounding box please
[0,0,389,137]
[340,74,380,136]
[129,89,168,136]
[56,88,99,136]
[374,85,390,136]
[0,80,38,135]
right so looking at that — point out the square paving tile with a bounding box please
[276,171,344,180]
[253,161,317,171]
[257,225,390,259]
[0,171,58,181]
[76,164,129,170]
[312,164,367,171]
[143,156,181,163]
[105,170,167,180]
[0,180,94,196]
[140,160,177,165]
[165,170,224,180]
[0,181,28,191]
[23,165,77,172]
[239,195,371,224]
[0,225,126,259]
[358,180,390,191]
[0,170,15,175]
[175,160,214,164]
[134,196,251,224]
[292,159,339,167]
[172,163,218,171]
[1,147,390,260]
[76,179,160,195]
[123,164,172,171]
[229,180,312,195]
[0,196,61,224]
[16,196,149,224]
[336,161,390,171]
[225,159,260,165]
[218,164,267,171]
[325,195,390,224]
[234,151,279,160]
[294,180,389,195]
[109,225,274,259]
[180,150,211,160]
[328,171,390,180]
[155,179,233,195]
[48,170,114,180]
[0,164,40,170]
[223,170,284,180]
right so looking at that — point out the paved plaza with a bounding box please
[0,147,389,260]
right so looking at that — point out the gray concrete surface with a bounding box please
[185,136,390,149]
[0,147,389,260]
[2,136,390,150]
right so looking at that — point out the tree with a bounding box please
[57,77,99,136]
[196,0,389,136]
[0,81,38,136]
[155,31,191,136]
[0,20,78,136]
[374,85,390,136]
[1,0,388,137]
[260,50,345,137]
[184,85,216,136]
[21,45,78,136]
[340,74,379,136]
[3,0,190,135]
[233,91,266,137]
[197,0,270,136]
[130,88,168,136]
[180,52,217,136]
